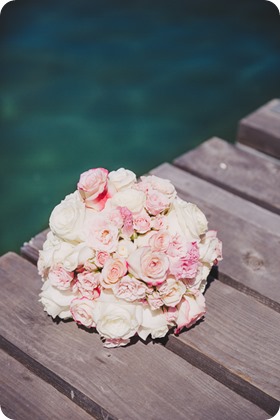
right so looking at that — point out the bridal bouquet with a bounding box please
[38,167,222,348]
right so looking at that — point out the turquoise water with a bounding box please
[1,0,280,255]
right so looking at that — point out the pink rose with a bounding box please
[105,207,124,229]
[95,251,110,268]
[175,291,206,334]
[78,168,112,211]
[101,257,127,289]
[86,216,119,253]
[48,265,74,290]
[145,190,170,216]
[128,247,169,286]
[74,271,101,299]
[70,297,96,328]
[133,210,151,234]
[113,275,147,302]
[149,231,171,252]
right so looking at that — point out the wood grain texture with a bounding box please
[237,99,280,159]
[168,281,280,406]
[151,163,280,310]
[0,350,95,420]
[173,137,280,214]
[0,253,269,420]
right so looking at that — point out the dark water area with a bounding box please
[0,0,280,255]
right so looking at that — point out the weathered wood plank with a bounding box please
[237,98,280,159]
[168,281,280,405]
[173,137,280,215]
[151,163,280,310]
[0,350,95,420]
[0,253,269,420]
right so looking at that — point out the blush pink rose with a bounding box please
[133,210,151,234]
[145,190,170,216]
[101,257,128,289]
[105,207,124,229]
[128,247,169,286]
[78,168,112,211]
[149,231,171,252]
[48,265,74,290]
[113,275,147,302]
[86,216,119,253]
[158,277,186,307]
[74,271,101,299]
[95,251,110,268]
[174,291,206,334]
[70,297,96,328]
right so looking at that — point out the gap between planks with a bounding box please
[0,336,117,420]
[173,137,280,216]
[165,335,279,417]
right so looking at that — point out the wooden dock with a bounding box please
[1,99,280,420]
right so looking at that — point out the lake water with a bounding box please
[0,0,280,255]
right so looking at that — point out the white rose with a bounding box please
[199,231,222,265]
[108,168,137,191]
[134,231,154,248]
[42,231,61,250]
[115,239,137,258]
[93,291,143,340]
[38,241,75,272]
[62,243,94,272]
[49,191,86,242]
[138,306,169,340]
[111,189,146,213]
[39,279,77,319]
[188,264,210,293]
[172,199,208,241]
[38,232,64,275]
